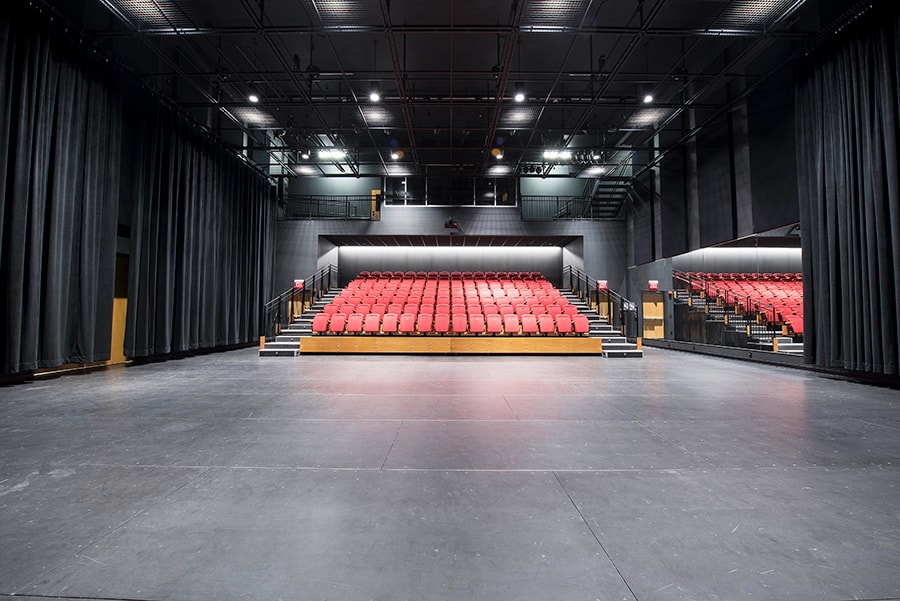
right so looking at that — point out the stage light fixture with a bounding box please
[514,83,525,103]
[369,82,381,102]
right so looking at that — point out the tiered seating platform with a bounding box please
[680,272,804,335]
[299,270,605,355]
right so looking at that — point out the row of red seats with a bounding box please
[357,270,544,280]
[322,302,581,318]
[681,272,802,282]
[679,271,804,334]
[312,311,590,336]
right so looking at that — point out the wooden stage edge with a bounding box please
[298,335,604,355]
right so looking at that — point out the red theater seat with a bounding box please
[346,313,364,334]
[520,314,538,335]
[452,314,468,334]
[363,313,381,334]
[555,315,573,334]
[434,314,451,334]
[312,313,330,334]
[468,314,485,334]
[329,313,347,334]
[503,314,520,335]
[416,313,434,334]
[381,313,399,334]
[573,314,590,334]
[486,314,503,335]
[537,314,555,335]
[398,313,416,334]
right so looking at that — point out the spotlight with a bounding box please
[248,94,259,103]
[514,83,525,103]
[369,82,381,102]
[643,93,654,104]
[300,149,310,160]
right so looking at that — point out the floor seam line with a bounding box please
[502,395,521,420]
[634,420,719,468]
[380,420,404,471]
[552,470,641,601]
[11,467,213,597]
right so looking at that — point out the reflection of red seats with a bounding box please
[573,314,590,334]
[329,313,347,334]
[381,313,399,334]
[486,314,503,335]
[363,313,381,334]
[312,313,330,334]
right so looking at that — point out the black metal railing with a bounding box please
[671,271,780,327]
[282,195,377,220]
[263,264,340,339]
[521,196,619,221]
[562,265,639,340]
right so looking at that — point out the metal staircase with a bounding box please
[561,291,643,358]
[259,290,340,357]
[672,288,803,356]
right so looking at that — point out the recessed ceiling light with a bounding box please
[643,94,654,104]
[248,94,259,103]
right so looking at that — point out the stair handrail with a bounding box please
[263,264,340,339]
[562,265,639,340]
[672,271,781,330]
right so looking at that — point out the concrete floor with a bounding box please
[0,348,898,601]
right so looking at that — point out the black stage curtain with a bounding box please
[0,10,121,374]
[123,97,275,358]
[796,4,900,375]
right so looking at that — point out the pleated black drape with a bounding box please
[0,10,122,374]
[796,3,900,375]
[123,98,275,358]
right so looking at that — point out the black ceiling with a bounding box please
[43,0,861,180]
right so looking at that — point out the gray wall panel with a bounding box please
[697,119,735,247]
[339,246,564,284]
[275,207,627,291]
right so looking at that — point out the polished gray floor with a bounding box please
[1,348,898,601]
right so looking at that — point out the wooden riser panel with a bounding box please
[299,336,603,355]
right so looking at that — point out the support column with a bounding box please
[684,106,700,250]
[729,99,754,238]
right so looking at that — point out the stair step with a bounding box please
[263,341,301,350]
[258,348,300,357]
[602,349,644,358]
[276,334,302,342]
[602,341,638,350]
